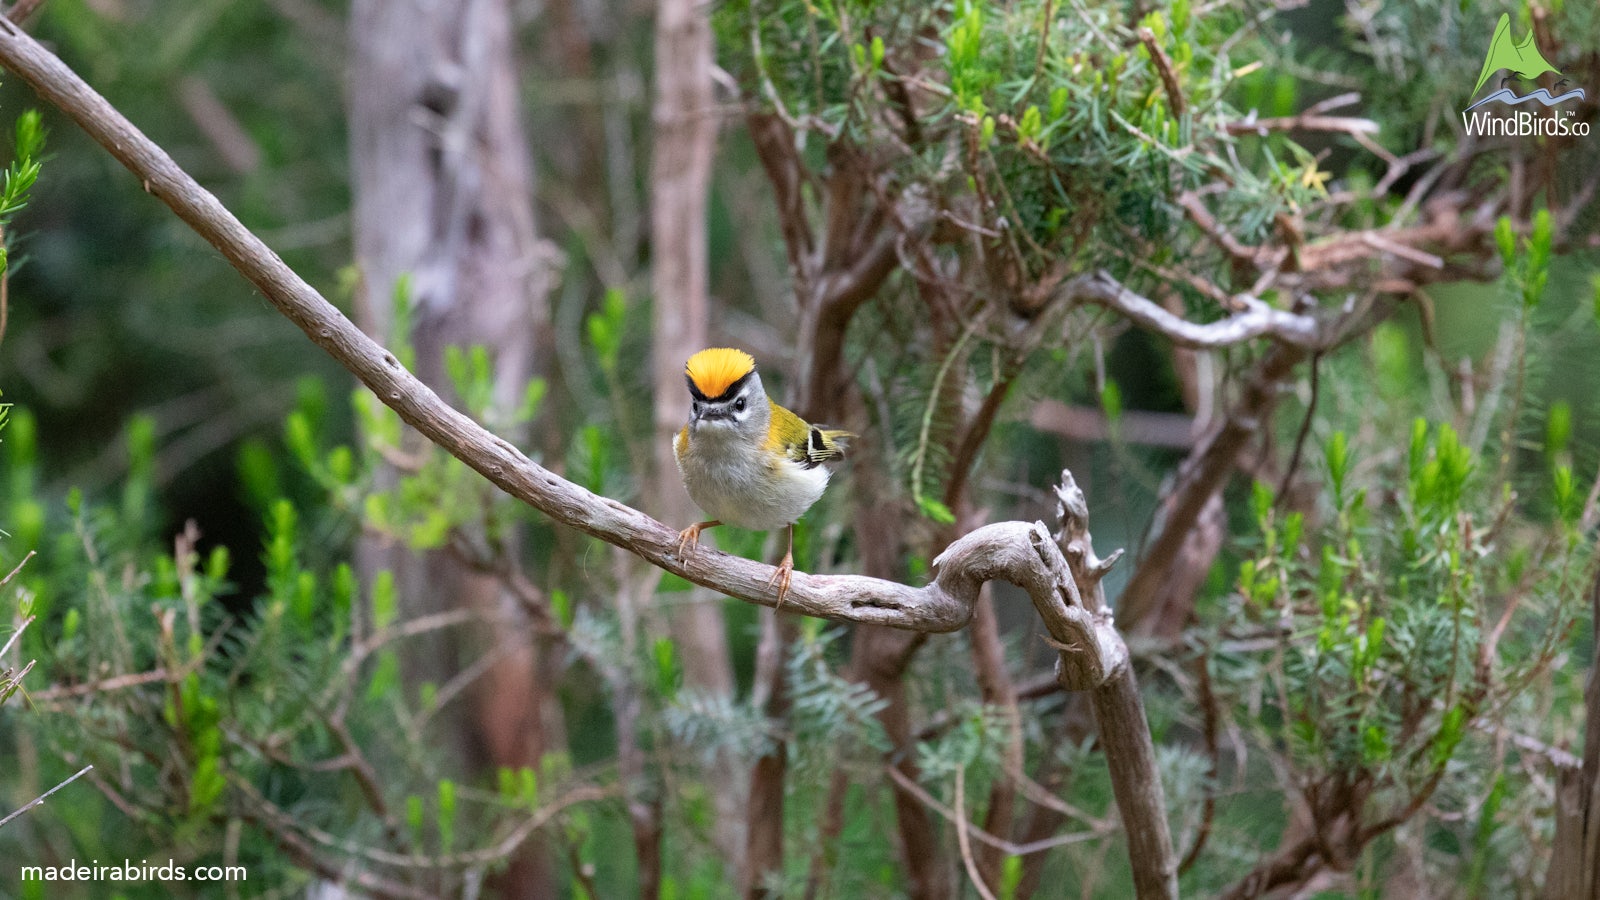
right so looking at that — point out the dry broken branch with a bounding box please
[1064,269,1324,349]
[1056,471,1177,898]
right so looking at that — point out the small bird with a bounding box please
[673,348,851,608]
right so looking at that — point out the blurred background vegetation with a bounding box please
[0,0,1598,897]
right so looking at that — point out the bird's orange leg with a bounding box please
[675,520,721,556]
[767,523,796,610]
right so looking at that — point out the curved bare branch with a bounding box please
[1065,269,1324,349]
[0,17,1135,679]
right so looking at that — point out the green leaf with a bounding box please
[551,589,573,629]
[1324,430,1350,506]
[1018,104,1042,142]
[326,445,355,484]
[1048,86,1069,122]
[1553,465,1579,525]
[367,649,399,702]
[1431,704,1468,767]
[653,637,680,697]
[1494,216,1515,268]
[1250,480,1274,530]
[1407,418,1429,501]
[1171,0,1191,34]
[586,288,627,373]
[1000,855,1024,900]
[520,767,539,808]
[284,412,317,470]
[1469,773,1507,892]
[516,378,548,425]
[188,754,225,815]
[292,570,317,625]
[438,779,458,853]
[917,494,956,524]
[1546,401,1572,460]
[1099,379,1123,423]
[372,569,398,630]
[1361,723,1390,764]
[331,563,357,619]
[235,438,281,510]
[406,795,425,846]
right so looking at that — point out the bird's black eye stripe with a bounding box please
[809,428,824,455]
[686,370,756,403]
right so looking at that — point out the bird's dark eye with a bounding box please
[734,396,747,412]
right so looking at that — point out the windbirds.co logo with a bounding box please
[1461,13,1589,138]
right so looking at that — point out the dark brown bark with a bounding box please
[1114,344,1307,631]
[744,610,800,898]
[1542,554,1600,899]
[347,0,557,894]
[649,0,741,867]
[968,589,1021,892]
[859,626,946,900]
[740,106,918,896]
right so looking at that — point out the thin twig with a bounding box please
[1138,28,1186,117]
[0,610,32,660]
[1033,0,1053,78]
[0,764,92,829]
[885,765,1106,855]
[1225,115,1378,137]
[1,549,35,588]
[1275,351,1322,506]
[954,766,1001,900]
[2,0,46,24]
[1178,651,1220,874]
[28,668,173,701]
[232,774,612,869]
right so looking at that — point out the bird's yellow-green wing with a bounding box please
[767,402,851,469]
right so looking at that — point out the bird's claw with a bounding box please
[675,525,702,557]
[675,520,719,557]
[767,554,795,611]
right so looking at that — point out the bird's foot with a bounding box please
[766,550,795,611]
[675,520,720,557]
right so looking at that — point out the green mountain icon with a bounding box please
[1472,13,1560,97]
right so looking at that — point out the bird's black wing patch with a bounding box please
[798,426,847,469]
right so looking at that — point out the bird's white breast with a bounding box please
[676,427,830,531]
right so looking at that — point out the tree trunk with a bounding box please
[649,0,742,865]
[1543,559,1600,899]
[347,0,558,894]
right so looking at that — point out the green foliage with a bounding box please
[1233,414,1571,784]
[1194,291,1597,894]
[0,109,43,274]
[0,398,609,893]
[5,0,1599,896]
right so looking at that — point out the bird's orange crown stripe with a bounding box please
[685,348,756,399]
